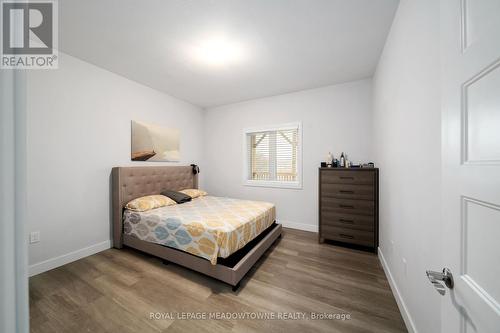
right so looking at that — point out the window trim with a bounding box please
[242,122,302,189]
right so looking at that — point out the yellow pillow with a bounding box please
[179,189,207,198]
[125,195,176,212]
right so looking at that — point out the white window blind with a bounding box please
[245,124,301,188]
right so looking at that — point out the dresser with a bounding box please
[318,168,379,252]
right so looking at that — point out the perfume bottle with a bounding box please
[340,152,345,168]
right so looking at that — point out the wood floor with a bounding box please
[29,228,407,333]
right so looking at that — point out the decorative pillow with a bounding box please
[125,195,176,212]
[160,190,192,204]
[179,189,208,199]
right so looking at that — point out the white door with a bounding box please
[440,0,500,332]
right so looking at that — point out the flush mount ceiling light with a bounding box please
[188,35,247,67]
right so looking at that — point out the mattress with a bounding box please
[123,196,276,265]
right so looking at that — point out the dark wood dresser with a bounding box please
[319,168,379,252]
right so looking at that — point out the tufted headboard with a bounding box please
[111,166,198,248]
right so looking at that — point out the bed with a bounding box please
[112,166,282,290]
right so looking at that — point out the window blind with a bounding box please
[246,127,299,182]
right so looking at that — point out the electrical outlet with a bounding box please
[402,257,407,276]
[30,231,40,244]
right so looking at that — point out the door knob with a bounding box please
[426,268,454,295]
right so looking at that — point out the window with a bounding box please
[244,122,302,188]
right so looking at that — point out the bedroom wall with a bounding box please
[26,52,204,275]
[372,1,441,332]
[202,79,373,231]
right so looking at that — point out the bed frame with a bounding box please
[112,166,282,290]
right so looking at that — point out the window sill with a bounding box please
[243,180,302,189]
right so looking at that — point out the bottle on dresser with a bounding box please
[326,152,333,167]
[339,152,345,168]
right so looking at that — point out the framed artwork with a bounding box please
[131,120,180,162]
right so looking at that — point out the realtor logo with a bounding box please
[1,0,58,69]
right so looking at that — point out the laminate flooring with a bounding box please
[29,228,407,333]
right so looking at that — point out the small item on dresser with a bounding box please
[326,152,333,167]
[321,162,327,167]
[333,158,339,167]
[339,152,345,167]
[361,162,375,168]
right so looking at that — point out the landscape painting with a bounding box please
[131,120,180,162]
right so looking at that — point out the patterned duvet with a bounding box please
[123,196,276,265]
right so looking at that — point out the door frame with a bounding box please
[0,69,29,333]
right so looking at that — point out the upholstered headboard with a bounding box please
[111,166,198,248]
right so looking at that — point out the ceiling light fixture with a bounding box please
[189,35,246,67]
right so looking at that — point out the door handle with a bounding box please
[426,268,454,296]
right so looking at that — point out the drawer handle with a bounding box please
[339,219,354,224]
[339,190,354,194]
[340,176,354,180]
[339,234,354,239]
[339,204,354,209]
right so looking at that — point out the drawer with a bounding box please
[320,170,374,185]
[321,183,374,200]
[321,197,374,216]
[321,226,374,247]
[321,212,374,231]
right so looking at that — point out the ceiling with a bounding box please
[59,0,399,108]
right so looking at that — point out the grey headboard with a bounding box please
[111,166,198,248]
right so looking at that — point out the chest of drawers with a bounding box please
[319,168,379,252]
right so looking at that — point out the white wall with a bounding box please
[203,79,373,231]
[26,53,204,275]
[372,1,441,332]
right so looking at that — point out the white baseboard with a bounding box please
[278,220,318,232]
[29,240,111,277]
[378,247,417,333]
[28,222,314,277]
